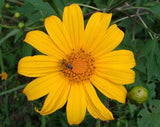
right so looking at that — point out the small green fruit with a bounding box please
[18,22,25,29]
[14,12,21,18]
[128,86,148,104]
[39,18,44,22]
[5,3,10,9]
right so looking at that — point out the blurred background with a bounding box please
[0,0,160,127]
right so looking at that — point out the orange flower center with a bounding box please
[61,49,95,82]
[72,58,87,74]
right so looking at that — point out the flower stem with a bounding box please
[25,25,44,31]
[112,12,148,24]
[116,9,160,37]
[137,12,154,39]
[0,83,27,96]
[48,0,62,19]
[121,6,150,11]
[108,0,128,12]
[41,116,46,127]
[0,24,17,29]
[77,3,101,11]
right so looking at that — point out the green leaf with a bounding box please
[5,53,16,69]
[22,43,33,56]
[139,39,159,58]
[128,119,137,127]
[139,40,153,58]
[137,100,160,127]
[146,53,155,81]
[0,0,4,17]
[0,29,20,45]
[14,31,24,43]
[15,2,35,17]
[140,38,160,82]
[93,0,107,8]
[116,29,135,51]
[148,1,160,20]
[135,59,146,74]
[54,0,65,12]
[146,83,156,103]
[128,102,138,118]
[68,0,88,4]
[26,11,42,24]
[27,0,56,16]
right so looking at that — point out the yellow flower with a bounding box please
[0,72,8,80]
[18,4,135,125]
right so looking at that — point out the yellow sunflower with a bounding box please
[18,4,135,125]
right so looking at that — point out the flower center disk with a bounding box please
[72,58,87,74]
[61,49,95,82]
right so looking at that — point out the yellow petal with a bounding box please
[91,24,124,57]
[95,50,136,69]
[95,68,135,85]
[83,80,114,120]
[36,78,70,115]
[24,30,64,58]
[63,4,84,50]
[18,55,60,77]
[84,12,112,50]
[67,82,86,125]
[45,15,72,54]
[90,75,127,103]
[23,72,64,101]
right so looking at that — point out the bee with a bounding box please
[62,59,73,69]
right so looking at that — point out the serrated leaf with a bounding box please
[146,83,156,103]
[139,39,157,57]
[154,62,160,81]
[146,53,155,81]
[128,103,137,118]
[148,1,160,20]
[140,39,160,82]
[135,59,146,74]
[116,29,135,51]
[137,100,160,127]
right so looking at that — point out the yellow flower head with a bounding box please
[18,4,135,125]
[0,72,8,80]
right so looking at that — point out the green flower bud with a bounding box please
[14,12,21,18]
[128,86,148,104]
[18,22,25,29]
[5,3,10,9]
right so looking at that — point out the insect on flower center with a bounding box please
[61,49,95,82]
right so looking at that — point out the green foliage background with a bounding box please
[0,0,160,127]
